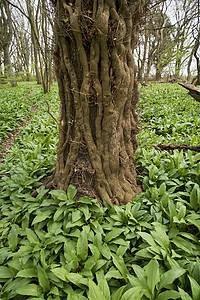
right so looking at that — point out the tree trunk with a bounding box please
[4,44,17,87]
[50,0,146,205]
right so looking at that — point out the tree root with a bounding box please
[151,143,200,152]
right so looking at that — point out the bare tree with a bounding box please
[0,0,16,86]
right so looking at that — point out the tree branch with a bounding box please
[42,97,59,125]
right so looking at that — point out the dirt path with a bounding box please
[0,106,37,164]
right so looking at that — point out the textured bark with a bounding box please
[50,0,147,205]
[179,82,200,102]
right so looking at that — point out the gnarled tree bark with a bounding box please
[50,0,147,205]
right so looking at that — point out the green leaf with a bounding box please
[94,232,102,250]
[88,279,107,300]
[32,210,53,225]
[159,183,166,196]
[159,268,186,290]
[26,228,40,244]
[64,240,78,262]
[0,266,13,279]
[8,226,18,250]
[112,286,126,300]
[105,268,123,280]
[77,226,89,261]
[138,232,157,247]
[50,189,68,201]
[66,273,88,288]
[79,205,91,221]
[156,290,180,300]
[67,184,77,200]
[188,275,200,300]
[120,287,142,300]
[178,287,193,300]
[190,184,200,211]
[67,292,88,300]
[112,253,129,283]
[146,259,160,295]
[105,228,124,243]
[16,284,41,296]
[37,264,50,292]
[151,223,170,251]
[16,268,37,278]
[51,267,69,281]
[72,210,82,223]
[98,277,110,300]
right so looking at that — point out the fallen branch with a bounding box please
[178,82,200,102]
[42,97,59,125]
[151,143,200,152]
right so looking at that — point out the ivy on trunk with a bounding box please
[50,0,147,205]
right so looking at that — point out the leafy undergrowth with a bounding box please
[0,82,41,145]
[0,83,200,299]
[138,83,200,146]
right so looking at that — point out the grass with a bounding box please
[0,82,200,299]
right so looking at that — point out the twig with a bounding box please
[42,97,59,125]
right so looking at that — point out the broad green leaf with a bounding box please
[8,226,18,250]
[138,232,157,247]
[159,268,186,290]
[112,253,129,282]
[88,279,107,300]
[89,244,100,260]
[72,210,82,223]
[64,240,78,263]
[178,287,193,300]
[0,266,13,278]
[105,228,124,243]
[146,259,160,295]
[16,268,37,278]
[156,290,180,300]
[159,183,166,196]
[101,243,111,259]
[79,205,91,221]
[191,184,200,207]
[77,226,89,261]
[67,184,77,200]
[177,205,186,220]
[172,237,195,254]
[32,210,53,225]
[112,285,126,300]
[98,277,110,300]
[26,228,40,244]
[120,287,142,300]
[188,275,200,300]
[66,273,88,288]
[93,232,102,250]
[51,267,69,281]
[37,264,50,292]
[105,268,123,280]
[16,284,41,296]
[53,207,65,221]
[151,224,170,251]
[50,189,68,201]
[168,200,177,222]
[67,293,88,300]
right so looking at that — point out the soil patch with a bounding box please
[0,106,37,164]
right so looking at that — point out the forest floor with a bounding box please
[0,82,200,299]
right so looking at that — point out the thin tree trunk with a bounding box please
[50,0,146,205]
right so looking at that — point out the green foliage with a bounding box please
[0,83,42,144]
[138,83,200,146]
[0,83,200,299]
